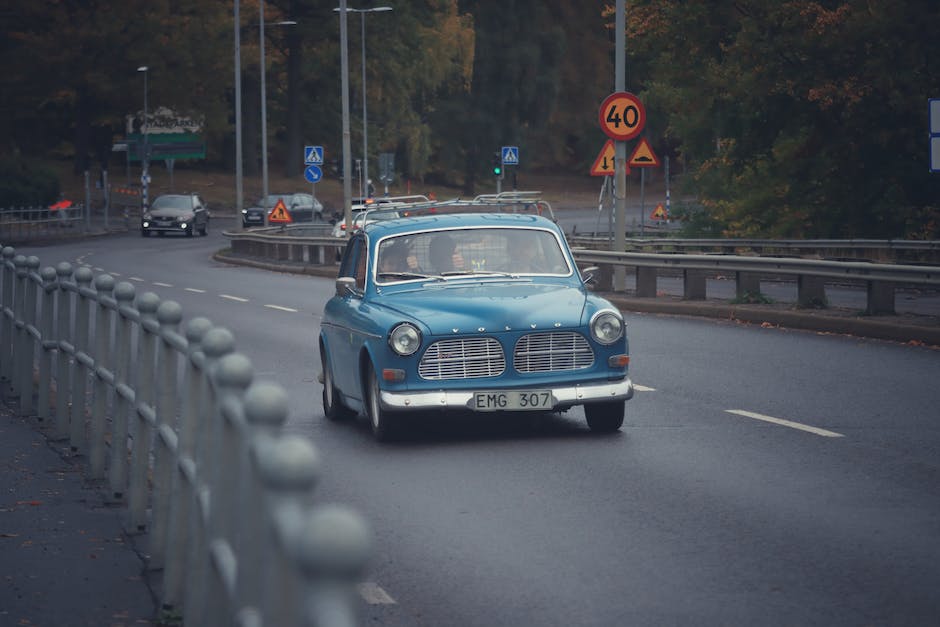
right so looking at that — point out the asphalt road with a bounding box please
[15,230,940,626]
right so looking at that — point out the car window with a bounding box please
[402,227,570,275]
[338,235,367,291]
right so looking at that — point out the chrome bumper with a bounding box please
[379,377,634,412]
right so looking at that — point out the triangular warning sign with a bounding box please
[268,198,293,223]
[650,203,668,220]
[590,140,631,177]
[628,138,660,168]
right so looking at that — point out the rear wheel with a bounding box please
[584,400,625,433]
[321,350,353,421]
[365,362,395,441]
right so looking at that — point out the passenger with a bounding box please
[378,241,413,274]
[508,233,543,273]
[428,234,465,273]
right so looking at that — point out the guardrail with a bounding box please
[222,229,940,316]
[0,205,88,241]
[0,245,370,627]
[566,236,940,264]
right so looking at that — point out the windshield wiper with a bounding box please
[377,271,435,280]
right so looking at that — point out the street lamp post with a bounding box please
[234,0,244,230]
[334,5,392,200]
[259,0,297,225]
[137,66,150,210]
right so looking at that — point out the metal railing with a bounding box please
[0,245,370,627]
[566,236,940,264]
[0,205,88,241]
[222,228,940,316]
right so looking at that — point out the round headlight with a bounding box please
[389,323,421,356]
[590,310,624,345]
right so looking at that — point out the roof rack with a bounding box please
[356,190,555,228]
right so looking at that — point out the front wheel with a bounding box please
[322,350,353,421]
[584,400,624,433]
[365,362,395,441]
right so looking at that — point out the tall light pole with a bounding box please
[137,66,150,210]
[334,5,392,199]
[234,0,244,229]
[260,0,297,224]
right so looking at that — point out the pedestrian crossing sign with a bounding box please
[304,145,324,165]
[268,198,293,223]
[501,146,519,165]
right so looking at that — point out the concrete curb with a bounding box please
[214,250,940,348]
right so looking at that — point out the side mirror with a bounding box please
[335,276,358,297]
[581,266,599,285]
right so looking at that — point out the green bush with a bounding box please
[0,157,60,208]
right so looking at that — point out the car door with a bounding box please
[323,234,369,401]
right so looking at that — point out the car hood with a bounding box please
[148,207,191,217]
[376,283,588,335]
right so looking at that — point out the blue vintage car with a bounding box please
[318,209,633,440]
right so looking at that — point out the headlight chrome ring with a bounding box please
[590,309,624,345]
[389,322,421,356]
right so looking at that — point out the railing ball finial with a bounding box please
[214,352,254,391]
[201,327,236,359]
[94,273,116,294]
[156,300,183,326]
[114,281,136,303]
[74,265,93,285]
[184,316,213,345]
[136,291,161,316]
[55,261,73,278]
[243,381,290,429]
[296,504,372,580]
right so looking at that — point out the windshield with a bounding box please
[150,196,192,213]
[374,227,570,283]
[258,195,290,208]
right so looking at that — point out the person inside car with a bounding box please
[378,240,418,275]
[428,234,465,273]
[508,233,544,273]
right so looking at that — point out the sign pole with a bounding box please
[613,0,626,290]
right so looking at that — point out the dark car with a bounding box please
[242,193,324,227]
[141,194,209,237]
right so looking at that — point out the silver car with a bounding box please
[141,194,210,237]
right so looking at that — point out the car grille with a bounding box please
[418,338,505,380]
[513,332,594,373]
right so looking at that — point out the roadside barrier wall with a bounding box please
[0,245,370,627]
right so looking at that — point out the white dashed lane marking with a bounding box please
[153,282,173,288]
[220,294,249,302]
[357,583,396,605]
[633,384,655,392]
[264,304,298,313]
[725,409,844,438]
[184,288,206,293]
[129,277,145,282]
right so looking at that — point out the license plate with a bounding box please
[470,390,554,412]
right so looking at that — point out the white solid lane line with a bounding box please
[220,294,249,302]
[264,304,298,313]
[357,583,396,605]
[725,409,844,438]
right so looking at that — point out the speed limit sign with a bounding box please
[599,92,646,141]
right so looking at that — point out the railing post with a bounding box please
[296,505,372,627]
[256,435,322,626]
[183,326,237,627]
[89,274,116,479]
[17,256,41,415]
[37,266,58,421]
[1,247,15,390]
[10,255,26,403]
[149,300,184,571]
[162,316,213,615]
[203,351,253,627]
[109,281,137,500]
[69,266,94,451]
[235,382,290,613]
[735,271,761,299]
[635,266,657,297]
[127,291,161,533]
[682,269,706,300]
[867,280,895,315]
[53,262,74,439]
[797,274,827,308]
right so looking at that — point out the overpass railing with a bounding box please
[0,245,370,627]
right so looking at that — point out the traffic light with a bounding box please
[492,151,502,177]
